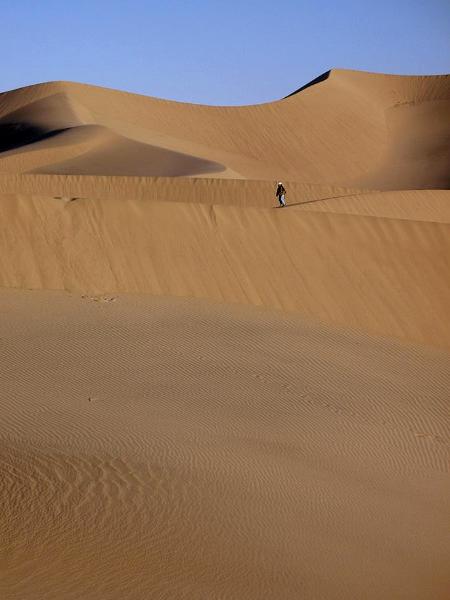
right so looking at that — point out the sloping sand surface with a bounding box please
[1,290,449,600]
[1,190,449,348]
[294,189,450,222]
[0,172,367,205]
[0,126,226,177]
[1,70,448,187]
[1,70,449,599]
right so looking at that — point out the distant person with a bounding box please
[276,181,287,207]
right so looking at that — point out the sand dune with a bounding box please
[1,189,449,348]
[1,70,449,599]
[0,172,367,206]
[294,189,450,222]
[0,125,226,177]
[1,70,449,186]
[2,290,450,600]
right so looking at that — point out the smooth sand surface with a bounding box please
[0,172,367,206]
[1,190,450,349]
[1,290,450,600]
[1,70,449,599]
[0,70,449,187]
[294,189,450,223]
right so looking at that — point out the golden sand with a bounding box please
[1,70,449,599]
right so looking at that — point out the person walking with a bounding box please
[276,181,287,207]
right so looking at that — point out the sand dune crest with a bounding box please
[1,70,448,186]
[1,69,449,599]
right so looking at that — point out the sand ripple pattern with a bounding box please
[1,290,450,599]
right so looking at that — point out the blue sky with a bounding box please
[1,0,449,104]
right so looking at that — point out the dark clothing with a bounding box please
[276,184,287,206]
[276,184,286,197]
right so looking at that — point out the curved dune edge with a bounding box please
[0,125,228,177]
[1,289,449,600]
[0,69,448,187]
[0,172,369,206]
[1,190,449,349]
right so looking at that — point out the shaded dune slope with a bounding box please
[0,70,449,187]
[1,190,449,349]
[26,126,225,177]
[0,95,225,177]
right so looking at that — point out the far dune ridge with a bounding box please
[0,69,449,187]
[1,69,450,600]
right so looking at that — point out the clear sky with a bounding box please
[1,0,449,105]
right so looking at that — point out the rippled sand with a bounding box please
[2,290,449,599]
[1,68,449,598]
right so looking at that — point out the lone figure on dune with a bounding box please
[276,181,287,207]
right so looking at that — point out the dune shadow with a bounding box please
[284,71,331,99]
[0,122,68,153]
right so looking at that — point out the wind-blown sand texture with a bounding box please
[0,69,449,187]
[1,190,450,349]
[1,70,449,599]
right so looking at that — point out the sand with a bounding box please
[294,189,450,223]
[1,190,450,349]
[2,290,450,600]
[1,70,449,599]
[0,69,449,187]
